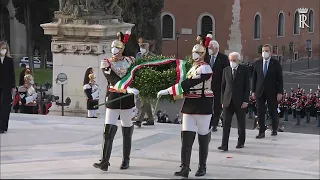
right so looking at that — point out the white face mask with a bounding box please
[111,47,120,55]
[140,48,147,54]
[0,49,7,56]
[192,53,200,61]
[208,49,213,55]
[262,52,269,59]
[230,61,238,69]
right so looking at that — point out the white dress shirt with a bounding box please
[0,56,4,64]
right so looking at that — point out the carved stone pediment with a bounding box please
[51,42,112,55]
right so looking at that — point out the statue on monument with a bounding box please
[58,0,122,19]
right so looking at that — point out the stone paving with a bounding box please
[0,114,319,179]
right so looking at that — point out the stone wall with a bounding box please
[225,0,242,58]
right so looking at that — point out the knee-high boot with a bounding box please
[120,126,134,169]
[174,131,196,178]
[195,132,211,177]
[93,124,118,171]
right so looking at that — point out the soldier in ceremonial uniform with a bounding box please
[315,97,320,127]
[134,38,155,127]
[83,67,100,118]
[93,33,140,172]
[280,91,291,121]
[13,67,34,113]
[305,89,313,123]
[157,44,213,177]
[18,74,38,114]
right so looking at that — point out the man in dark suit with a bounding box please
[0,41,16,134]
[252,44,283,138]
[207,40,229,132]
[218,52,250,151]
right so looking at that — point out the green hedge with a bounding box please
[130,55,192,101]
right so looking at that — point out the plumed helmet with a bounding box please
[192,44,206,61]
[83,67,93,85]
[205,34,213,48]
[111,40,125,50]
[192,44,206,53]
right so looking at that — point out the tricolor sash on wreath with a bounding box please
[113,59,187,96]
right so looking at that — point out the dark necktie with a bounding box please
[263,61,268,77]
[232,68,236,80]
[210,55,215,67]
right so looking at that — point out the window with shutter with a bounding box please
[308,10,314,33]
[162,15,174,39]
[277,12,285,37]
[293,11,300,35]
[201,16,213,35]
[254,14,261,39]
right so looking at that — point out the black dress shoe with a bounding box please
[218,146,228,151]
[0,130,5,134]
[236,144,244,149]
[143,121,154,126]
[133,121,142,128]
[212,126,217,132]
[256,133,265,139]
[271,131,277,136]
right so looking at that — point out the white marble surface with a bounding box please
[1,114,319,179]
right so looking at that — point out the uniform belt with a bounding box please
[185,93,214,98]
[188,89,213,94]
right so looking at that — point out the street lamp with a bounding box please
[176,30,180,58]
[289,42,294,72]
[306,39,312,69]
[281,45,286,69]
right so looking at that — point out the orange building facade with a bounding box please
[161,0,319,62]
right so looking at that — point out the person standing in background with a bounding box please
[83,67,100,118]
[0,41,16,134]
[252,44,283,138]
[218,52,250,151]
[134,38,155,127]
[207,40,229,132]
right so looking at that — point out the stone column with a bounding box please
[41,12,134,116]
[225,0,242,58]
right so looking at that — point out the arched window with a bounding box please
[308,9,314,33]
[201,16,213,35]
[277,12,285,37]
[197,13,215,38]
[161,13,175,39]
[293,11,300,35]
[254,13,261,39]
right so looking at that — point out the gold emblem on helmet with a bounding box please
[192,44,206,54]
[111,40,124,50]
[191,44,206,61]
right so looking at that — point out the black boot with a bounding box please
[195,132,211,177]
[120,126,134,169]
[174,131,196,178]
[93,124,118,171]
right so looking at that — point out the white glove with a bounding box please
[100,60,110,69]
[157,89,169,98]
[127,87,139,95]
